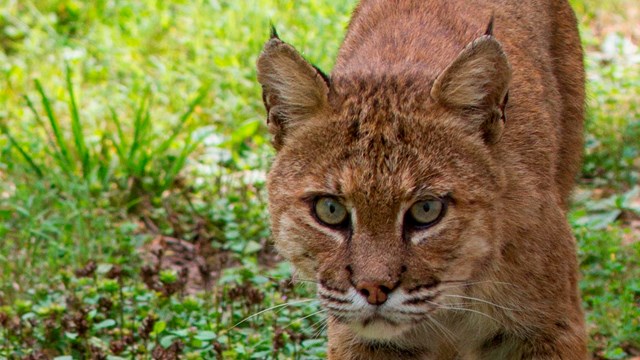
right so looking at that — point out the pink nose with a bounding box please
[356,281,393,305]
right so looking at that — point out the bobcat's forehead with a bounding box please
[270,98,502,207]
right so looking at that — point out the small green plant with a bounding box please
[0,258,325,359]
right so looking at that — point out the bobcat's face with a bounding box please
[259,30,510,341]
[268,95,505,340]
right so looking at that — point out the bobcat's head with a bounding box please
[257,27,511,341]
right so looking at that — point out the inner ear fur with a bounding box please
[257,34,330,150]
[431,35,512,144]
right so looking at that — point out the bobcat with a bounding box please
[257,0,587,358]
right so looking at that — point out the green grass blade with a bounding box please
[35,79,73,175]
[133,106,152,177]
[97,134,116,188]
[155,85,209,155]
[128,89,151,173]
[161,125,213,192]
[0,123,43,178]
[162,138,194,191]
[66,65,90,177]
[23,95,67,172]
[107,107,127,163]
[23,95,73,167]
[23,95,57,148]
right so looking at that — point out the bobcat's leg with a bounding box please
[477,328,587,360]
[523,330,589,360]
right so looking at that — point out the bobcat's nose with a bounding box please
[356,281,394,305]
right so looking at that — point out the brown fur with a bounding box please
[257,0,587,358]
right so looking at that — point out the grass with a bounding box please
[0,0,639,358]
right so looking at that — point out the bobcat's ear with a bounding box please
[431,33,511,144]
[257,29,330,150]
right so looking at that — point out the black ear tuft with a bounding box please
[257,32,331,150]
[485,15,495,36]
[270,23,280,39]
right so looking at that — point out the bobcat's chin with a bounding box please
[347,316,413,341]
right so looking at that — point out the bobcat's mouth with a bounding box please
[320,286,441,340]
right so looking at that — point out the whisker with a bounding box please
[309,314,328,334]
[284,308,327,330]
[228,298,318,330]
[404,301,475,309]
[318,289,351,303]
[325,304,358,313]
[294,279,321,285]
[426,300,503,325]
[439,280,517,289]
[397,309,430,315]
[303,310,329,339]
[421,316,439,335]
[440,294,520,311]
[314,319,329,339]
[439,279,470,284]
[264,275,320,285]
[426,315,459,351]
[403,293,439,305]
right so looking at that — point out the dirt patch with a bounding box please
[140,235,236,294]
[139,234,283,294]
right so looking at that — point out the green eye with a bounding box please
[409,198,445,226]
[314,197,348,226]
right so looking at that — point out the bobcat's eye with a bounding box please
[408,198,446,227]
[314,197,348,226]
